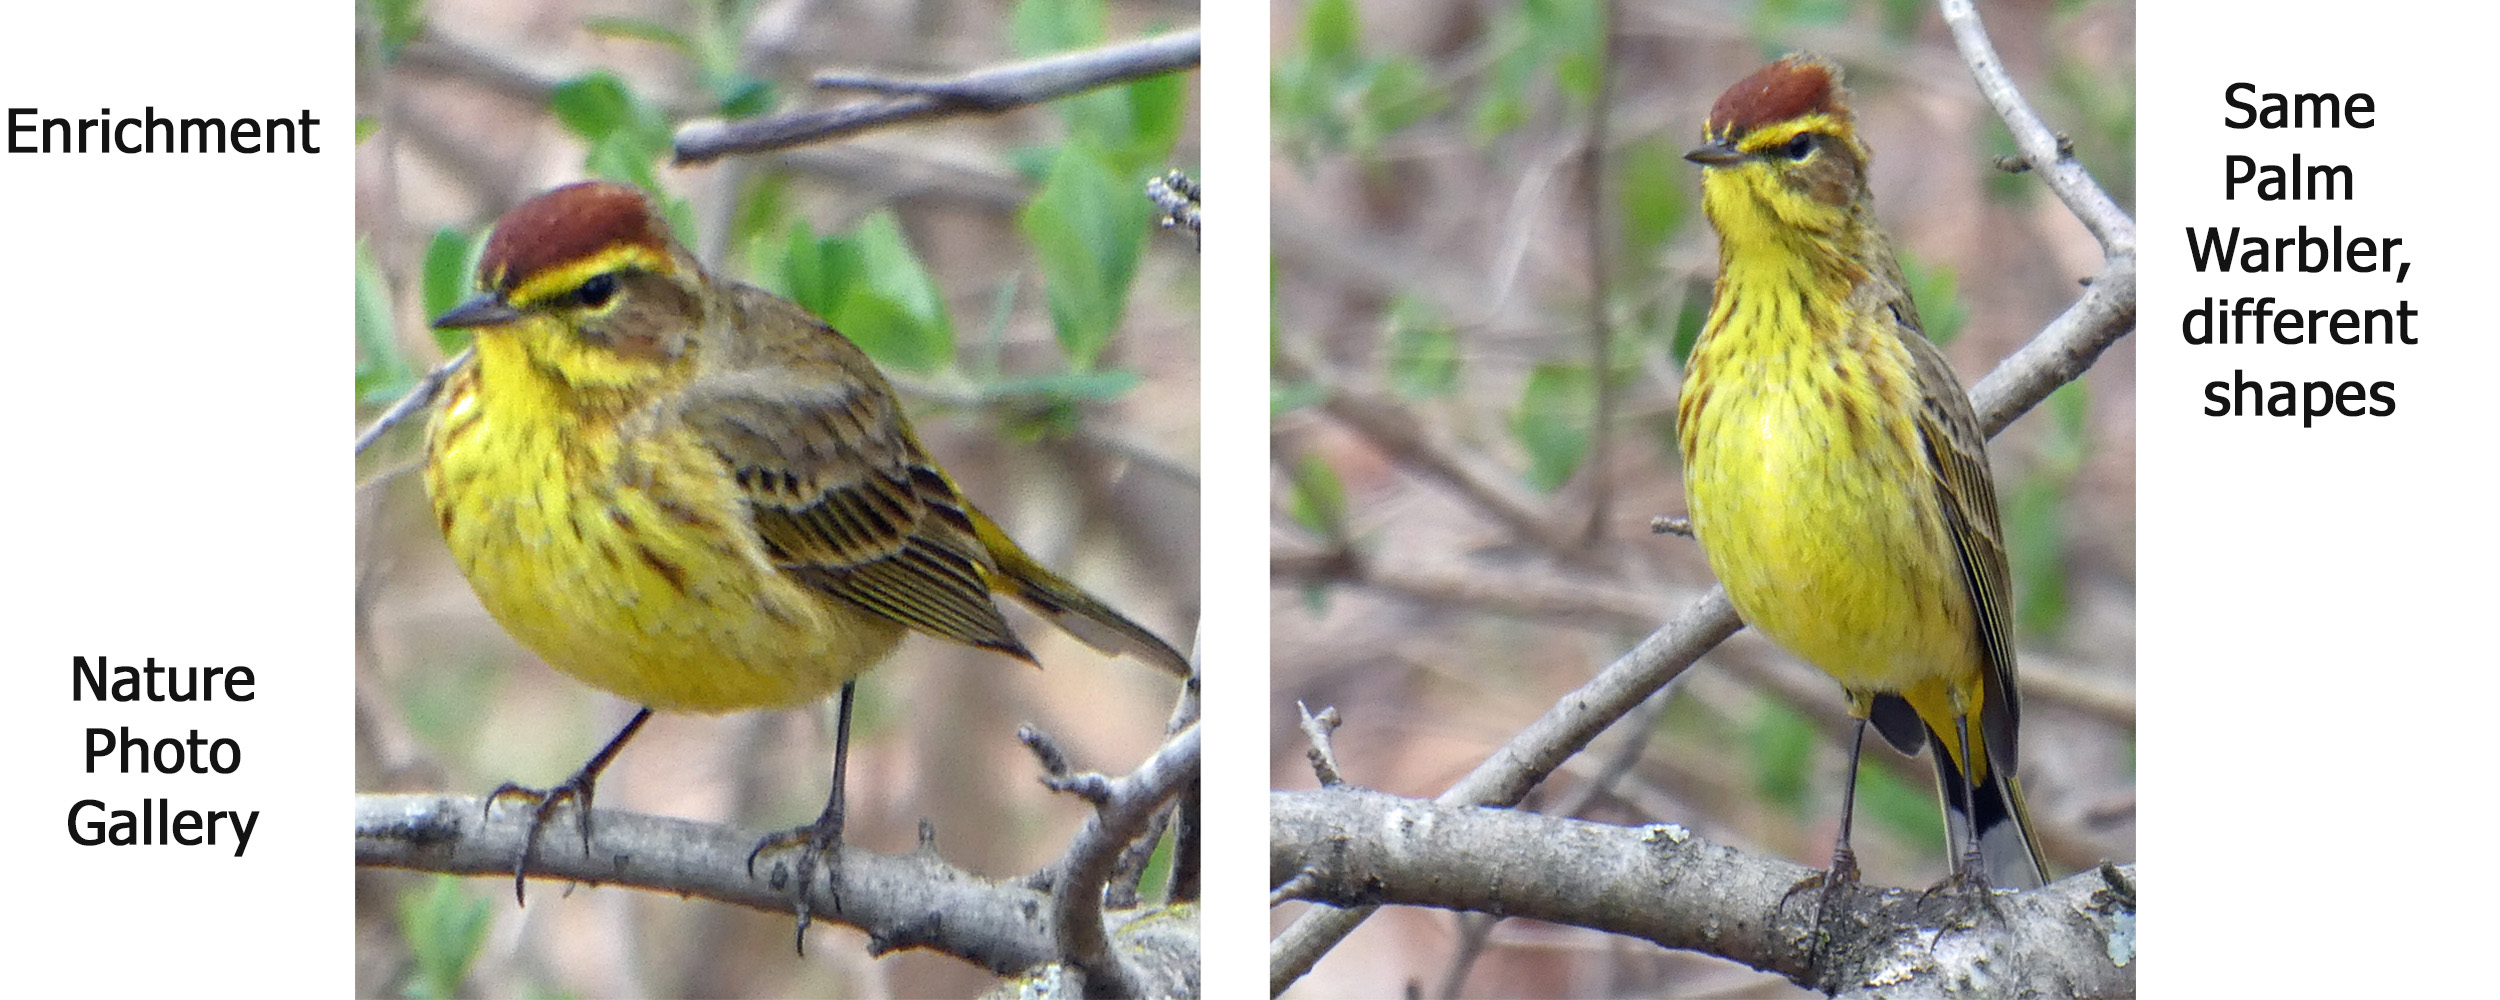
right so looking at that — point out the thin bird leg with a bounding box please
[1782,715,1870,914]
[747,679,858,955]
[1829,715,1868,884]
[485,706,655,905]
[1950,711,1988,886]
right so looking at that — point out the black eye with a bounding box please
[573,272,620,309]
[1784,133,1817,160]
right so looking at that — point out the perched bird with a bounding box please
[1677,55,2049,890]
[423,180,1190,942]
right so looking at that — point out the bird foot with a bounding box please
[748,814,845,955]
[482,773,601,906]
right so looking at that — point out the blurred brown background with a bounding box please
[1269,1,2133,996]
[353,1,1198,996]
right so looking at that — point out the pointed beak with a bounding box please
[1684,141,1744,167]
[432,294,524,330]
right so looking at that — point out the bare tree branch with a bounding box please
[359,720,1201,995]
[1274,788,2136,998]
[674,30,1200,164]
[1036,723,1201,998]
[1268,588,1742,993]
[1938,0,2136,257]
[1276,341,1588,558]
[358,793,1062,971]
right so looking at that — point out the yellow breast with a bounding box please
[423,358,904,713]
[1678,297,1981,695]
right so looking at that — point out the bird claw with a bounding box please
[748,818,845,955]
[1779,847,1862,923]
[483,776,599,906]
[1917,850,2008,922]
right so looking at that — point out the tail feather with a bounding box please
[968,505,1193,678]
[1931,735,2049,889]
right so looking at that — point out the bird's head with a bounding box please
[1685,54,1873,245]
[433,181,710,396]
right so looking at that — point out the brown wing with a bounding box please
[1890,298,2021,777]
[672,293,1033,662]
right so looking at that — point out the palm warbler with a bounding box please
[1677,55,2049,890]
[423,180,1190,938]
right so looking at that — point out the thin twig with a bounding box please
[1043,723,1201,998]
[1276,341,1586,558]
[1165,653,1204,904]
[1579,0,1620,546]
[1296,702,1346,787]
[1937,0,2136,257]
[355,348,470,457]
[675,31,1200,164]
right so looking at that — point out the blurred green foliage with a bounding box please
[395,876,490,1000]
[1272,0,1445,161]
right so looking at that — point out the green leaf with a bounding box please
[1669,289,1708,366]
[2009,476,2069,636]
[1008,0,1181,176]
[2011,381,2090,636]
[1114,70,1189,176]
[583,133,661,190]
[550,71,672,180]
[1271,379,1325,416]
[1510,362,1593,492]
[1359,56,1444,140]
[581,15,686,49]
[550,72,650,145]
[780,221,860,320]
[370,0,426,62]
[713,75,776,119]
[1618,138,1690,265]
[1860,754,1943,851]
[1287,453,1349,542]
[1879,0,1925,39]
[420,227,482,323]
[1384,298,1460,399]
[1009,0,1104,54]
[1747,702,1817,814]
[1899,255,1968,347]
[845,212,955,371]
[1019,143,1151,369]
[784,213,955,374]
[1471,0,1605,141]
[354,243,413,405]
[1303,0,1360,65]
[397,876,490,1000]
[730,173,793,270]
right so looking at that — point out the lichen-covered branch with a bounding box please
[1273,787,2136,998]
